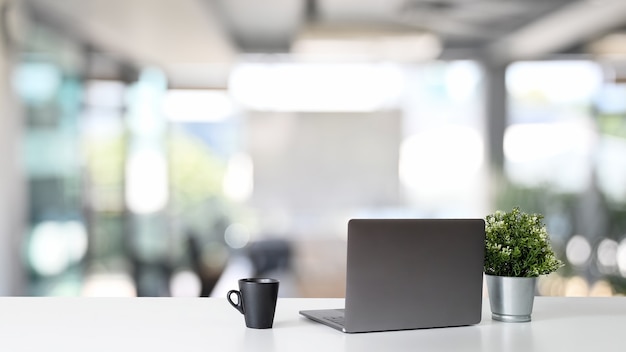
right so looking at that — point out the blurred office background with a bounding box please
[1,0,626,298]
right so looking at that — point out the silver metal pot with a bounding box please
[486,275,537,322]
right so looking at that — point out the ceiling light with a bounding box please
[291,25,442,62]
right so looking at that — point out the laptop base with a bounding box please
[299,309,347,332]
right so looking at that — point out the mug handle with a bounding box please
[227,290,245,314]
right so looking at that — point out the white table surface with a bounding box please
[0,297,624,352]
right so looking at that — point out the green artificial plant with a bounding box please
[484,207,563,277]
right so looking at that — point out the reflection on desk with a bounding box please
[0,297,624,352]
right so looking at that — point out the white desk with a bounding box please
[0,297,624,352]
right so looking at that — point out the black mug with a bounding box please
[227,278,280,329]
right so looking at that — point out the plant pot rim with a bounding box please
[485,274,539,279]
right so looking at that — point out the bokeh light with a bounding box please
[81,273,137,297]
[589,280,613,297]
[564,276,589,297]
[229,63,405,112]
[28,221,88,276]
[566,235,592,267]
[125,149,169,214]
[597,238,618,270]
[224,223,251,249]
[223,153,254,202]
[399,125,484,200]
[616,238,626,277]
[169,270,202,297]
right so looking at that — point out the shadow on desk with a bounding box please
[236,328,276,352]
[273,320,304,329]
[344,325,483,351]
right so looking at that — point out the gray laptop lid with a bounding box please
[343,218,485,332]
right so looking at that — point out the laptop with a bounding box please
[299,218,485,333]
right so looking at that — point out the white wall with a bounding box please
[247,111,401,238]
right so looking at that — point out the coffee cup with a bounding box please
[227,278,280,329]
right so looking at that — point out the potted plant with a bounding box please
[484,207,563,322]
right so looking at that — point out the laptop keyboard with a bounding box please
[324,315,345,326]
[323,309,345,326]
